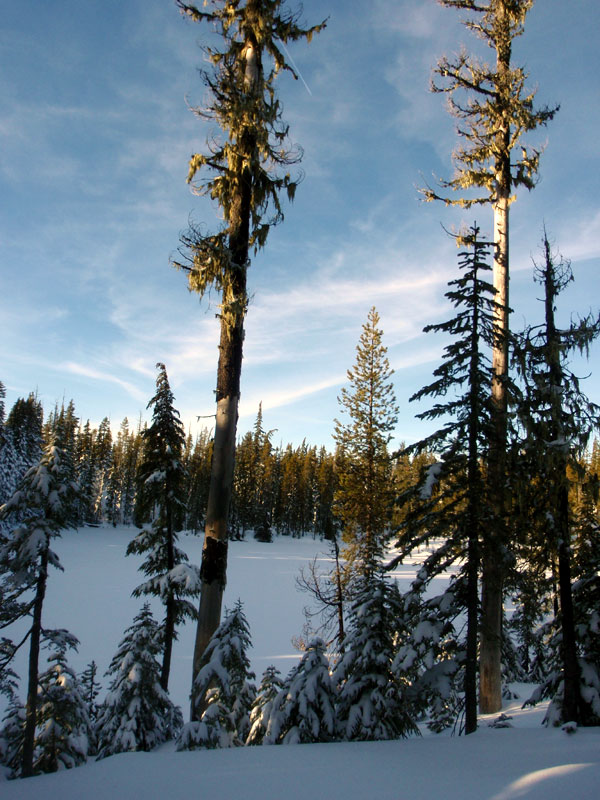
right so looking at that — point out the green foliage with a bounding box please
[174,0,325,326]
[178,601,256,749]
[96,604,182,759]
[424,0,558,208]
[33,645,93,773]
[334,307,398,572]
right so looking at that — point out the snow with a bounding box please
[2,525,600,797]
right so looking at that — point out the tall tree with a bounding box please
[173,0,325,717]
[334,307,398,575]
[0,442,79,778]
[424,0,558,713]
[391,227,498,733]
[127,363,199,692]
[513,234,600,724]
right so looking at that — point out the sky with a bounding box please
[1,0,599,451]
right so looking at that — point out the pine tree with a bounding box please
[246,665,284,745]
[0,442,79,777]
[334,307,398,576]
[96,604,182,759]
[127,364,199,692]
[33,644,93,773]
[334,572,418,741]
[264,638,337,745]
[173,0,325,714]
[177,601,255,749]
[513,234,600,725]
[424,0,558,715]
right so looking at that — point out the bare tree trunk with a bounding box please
[465,240,483,734]
[480,188,509,715]
[161,500,175,692]
[22,550,48,778]
[190,127,252,719]
[543,245,582,724]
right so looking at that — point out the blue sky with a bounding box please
[1,0,599,450]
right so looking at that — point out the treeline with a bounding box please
[0,383,431,540]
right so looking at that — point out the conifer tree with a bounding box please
[246,665,284,745]
[79,661,100,755]
[127,363,199,692]
[513,235,600,724]
[178,601,255,749]
[0,696,26,778]
[425,0,558,714]
[33,644,93,773]
[0,442,79,778]
[334,571,418,741]
[173,0,325,715]
[391,227,498,733]
[334,307,398,576]
[96,604,182,759]
[264,638,337,745]
[5,393,43,479]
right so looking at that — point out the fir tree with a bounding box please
[0,442,79,777]
[33,644,93,773]
[173,0,325,713]
[127,364,199,692]
[264,638,337,745]
[334,571,418,741]
[334,307,398,576]
[513,234,600,725]
[178,601,255,749]
[424,0,558,715]
[96,604,182,759]
[391,227,498,733]
[246,665,284,745]
[0,696,26,778]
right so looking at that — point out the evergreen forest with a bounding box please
[1,0,599,787]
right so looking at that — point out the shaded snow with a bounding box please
[2,527,599,797]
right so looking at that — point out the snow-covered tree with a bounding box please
[0,442,79,778]
[33,644,93,773]
[264,638,337,744]
[334,573,418,741]
[246,665,284,745]
[127,363,199,692]
[178,601,255,749]
[96,604,182,759]
[79,661,101,727]
[0,696,26,778]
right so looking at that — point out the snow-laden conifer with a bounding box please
[0,696,26,778]
[334,572,418,741]
[246,665,284,745]
[127,363,199,692]
[33,644,93,773]
[0,441,79,777]
[96,604,182,759]
[264,638,337,745]
[177,601,255,750]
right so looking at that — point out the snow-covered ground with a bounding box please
[2,525,599,798]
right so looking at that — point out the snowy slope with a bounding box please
[2,526,599,798]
